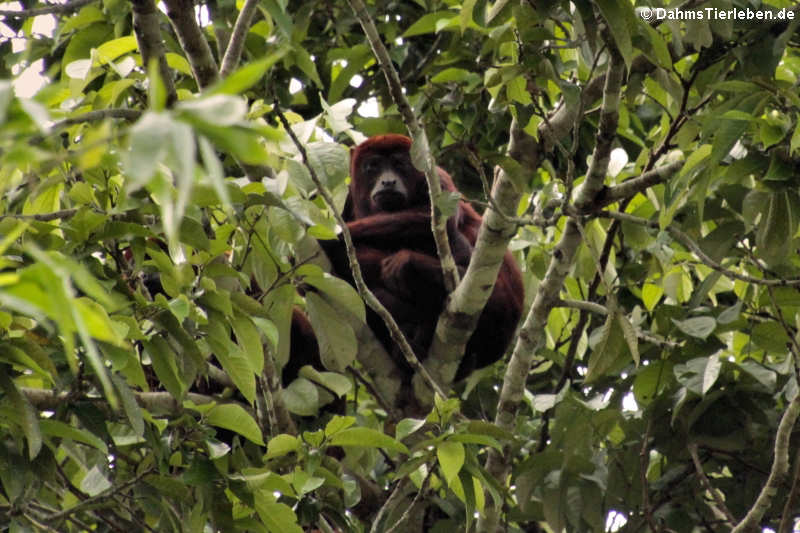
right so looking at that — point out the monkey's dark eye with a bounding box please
[362,156,381,175]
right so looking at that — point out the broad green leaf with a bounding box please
[231,312,265,375]
[594,0,633,68]
[305,292,357,372]
[39,418,108,454]
[671,316,716,340]
[702,355,721,395]
[641,283,663,311]
[282,377,320,416]
[207,404,265,445]
[436,440,465,484]
[211,49,288,95]
[303,272,366,323]
[178,94,247,126]
[81,465,112,496]
[95,35,138,64]
[403,12,456,37]
[585,313,629,383]
[328,427,409,453]
[756,190,796,265]
[143,337,185,400]
[205,316,256,404]
[254,491,304,533]
[266,434,301,458]
[0,373,41,459]
[395,418,426,441]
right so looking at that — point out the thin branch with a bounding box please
[45,467,155,524]
[131,0,177,106]
[598,210,800,287]
[597,160,684,208]
[162,0,219,88]
[21,387,245,415]
[732,390,800,532]
[49,109,142,132]
[0,0,93,18]
[346,0,459,293]
[384,468,432,533]
[219,0,259,77]
[0,208,78,222]
[369,478,410,533]
[778,447,800,533]
[640,420,659,532]
[688,443,738,528]
[273,106,447,402]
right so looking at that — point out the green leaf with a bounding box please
[701,355,721,395]
[81,465,112,496]
[305,292,357,372]
[254,491,304,533]
[95,35,138,64]
[437,440,465,485]
[594,0,634,68]
[206,404,265,445]
[328,427,409,453]
[39,419,108,454]
[0,373,41,459]
[143,337,185,400]
[756,190,796,265]
[403,12,456,37]
[178,94,247,126]
[305,142,349,190]
[205,316,256,404]
[303,272,366,323]
[395,418,426,441]
[585,313,629,383]
[671,316,716,340]
[211,49,288,94]
[230,312,265,375]
[282,378,319,416]
[266,434,301,458]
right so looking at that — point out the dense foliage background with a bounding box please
[1,0,800,531]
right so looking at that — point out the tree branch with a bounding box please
[732,390,800,533]
[598,210,800,287]
[480,47,626,532]
[162,0,219,89]
[219,0,259,78]
[0,0,93,18]
[131,0,177,106]
[689,442,738,528]
[21,387,246,415]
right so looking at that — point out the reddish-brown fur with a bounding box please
[318,134,523,380]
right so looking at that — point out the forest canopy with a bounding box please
[1,0,800,532]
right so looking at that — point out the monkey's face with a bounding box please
[358,152,419,213]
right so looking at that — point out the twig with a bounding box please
[0,208,78,222]
[369,478,409,533]
[597,210,800,287]
[688,443,738,527]
[0,0,93,18]
[48,109,142,132]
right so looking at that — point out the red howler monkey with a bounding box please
[317,134,523,380]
